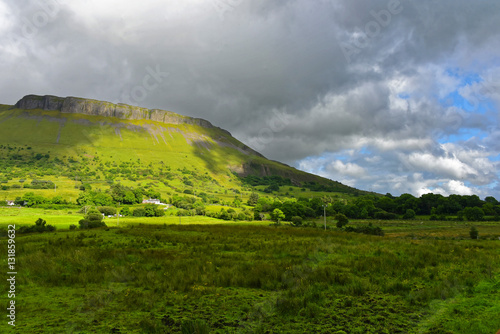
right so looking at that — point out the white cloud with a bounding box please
[446,180,475,196]
[405,152,476,180]
[327,160,366,178]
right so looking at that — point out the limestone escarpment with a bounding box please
[14,94,224,133]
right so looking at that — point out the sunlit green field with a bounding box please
[0,216,499,333]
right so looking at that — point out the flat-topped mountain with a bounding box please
[0,94,364,197]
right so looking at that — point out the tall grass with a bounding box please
[1,224,499,333]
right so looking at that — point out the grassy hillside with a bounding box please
[0,98,364,203]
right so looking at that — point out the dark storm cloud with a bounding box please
[1,0,499,196]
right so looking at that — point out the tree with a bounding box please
[463,207,485,221]
[271,209,285,224]
[403,209,416,220]
[485,196,498,205]
[144,204,165,217]
[120,207,131,216]
[77,191,95,206]
[335,213,349,228]
[98,206,117,216]
[133,208,146,217]
[123,191,137,204]
[264,184,280,193]
[79,209,107,229]
[247,192,259,206]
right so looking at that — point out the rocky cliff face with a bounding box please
[14,94,226,134]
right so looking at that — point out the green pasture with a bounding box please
[1,222,499,333]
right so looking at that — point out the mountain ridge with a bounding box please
[14,94,233,137]
[1,94,367,196]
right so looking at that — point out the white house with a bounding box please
[142,198,167,205]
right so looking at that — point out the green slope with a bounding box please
[0,96,363,201]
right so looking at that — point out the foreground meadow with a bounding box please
[1,222,499,333]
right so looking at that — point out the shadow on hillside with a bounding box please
[191,139,225,176]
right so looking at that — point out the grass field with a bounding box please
[1,216,499,333]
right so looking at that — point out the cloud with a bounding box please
[328,160,366,178]
[0,0,499,198]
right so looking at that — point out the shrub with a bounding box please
[469,226,479,239]
[247,192,259,206]
[30,179,55,189]
[403,209,416,220]
[120,207,131,216]
[463,207,485,221]
[79,209,107,229]
[335,213,349,228]
[345,223,384,236]
[69,224,77,230]
[133,208,146,217]
[19,218,56,234]
[291,216,303,227]
[144,204,165,217]
[374,211,398,220]
[98,206,117,216]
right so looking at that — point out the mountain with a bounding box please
[0,94,363,199]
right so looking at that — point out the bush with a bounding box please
[303,221,317,228]
[144,204,165,217]
[30,179,55,189]
[19,218,56,234]
[79,209,107,229]
[469,226,479,239]
[120,207,131,216]
[69,224,77,230]
[345,223,384,236]
[463,207,485,221]
[374,211,398,220]
[335,213,349,228]
[403,209,416,220]
[133,208,146,217]
[98,206,117,216]
[247,192,259,206]
[291,216,303,227]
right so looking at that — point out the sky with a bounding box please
[1,0,499,199]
